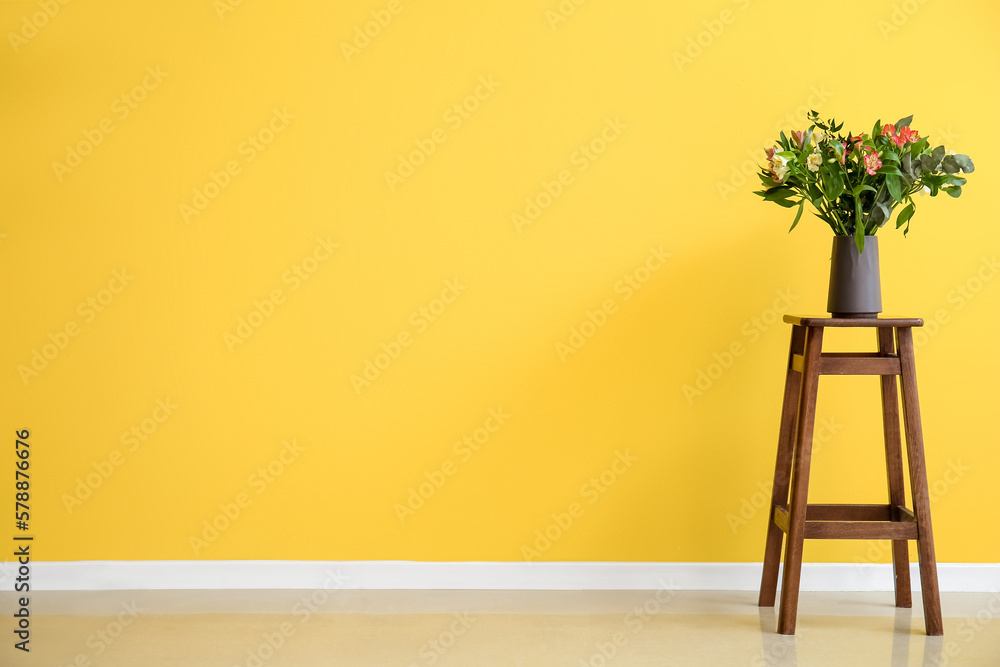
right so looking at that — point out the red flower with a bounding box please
[898,126,920,145]
[881,123,920,148]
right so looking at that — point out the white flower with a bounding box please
[771,159,790,182]
[809,129,825,147]
[806,151,822,172]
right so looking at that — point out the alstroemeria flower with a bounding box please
[848,133,866,152]
[769,154,790,183]
[771,161,789,182]
[882,123,920,148]
[791,130,806,149]
[764,146,789,182]
[832,142,847,164]
[898,126,920,145]
[806,151,822,172]
[864,149,882,175]
[809,129,824,147]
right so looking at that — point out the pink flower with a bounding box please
[848,133,865,152]
[864,149,882,175]
[765,146,777,160]
[831,141,847,164]
[898,126,920,145]
[881,123,920,148]
[791,130,806,149]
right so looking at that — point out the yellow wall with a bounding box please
[3,0,998,564]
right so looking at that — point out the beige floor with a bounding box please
[4,590,999,666]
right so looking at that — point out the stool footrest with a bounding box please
[773,504,919,540]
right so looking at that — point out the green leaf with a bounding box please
[901,154,921,179]
[871,202,893,227]
[789,199,805,232]
[886,174,903,202]
[763,186,795,201]
[876,166,906,177]
[854,224,866,254]
[920,153,943,173]
[954,154,975,173]
[941,155,961,174]
[852,184,876,197]
[945,186,962,198]
[894,115,914,129]
[895,202,915,230]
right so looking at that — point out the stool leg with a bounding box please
[777,325,824,635]
[759,325,806,607]
[896,327,944,636]
[878,328,912,608]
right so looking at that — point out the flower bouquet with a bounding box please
[755,111,974,253]
[754,111,974,316]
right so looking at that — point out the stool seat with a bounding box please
[757,315,943,636]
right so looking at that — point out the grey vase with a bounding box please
[827,235,882,318]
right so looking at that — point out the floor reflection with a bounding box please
[758,606,946,667]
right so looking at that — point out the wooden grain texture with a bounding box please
[757,320,943,636]
[783,315,923,328]
[896,327,944,636]
[817,354,901,375]
[878,327,912,608]
[777,325,824,635]
[802,520,918,540]
[758,325,805,608]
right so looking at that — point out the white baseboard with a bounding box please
[2,561,998,592]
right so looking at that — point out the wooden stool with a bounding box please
[757,316,943,636]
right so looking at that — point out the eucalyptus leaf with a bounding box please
[894,115,913,128]
[945,186,962,198]
[901,154,921,179]
[920,153,942,172]
[871,202,892,227]
[941,155,961,174]
[954,154,975,173]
